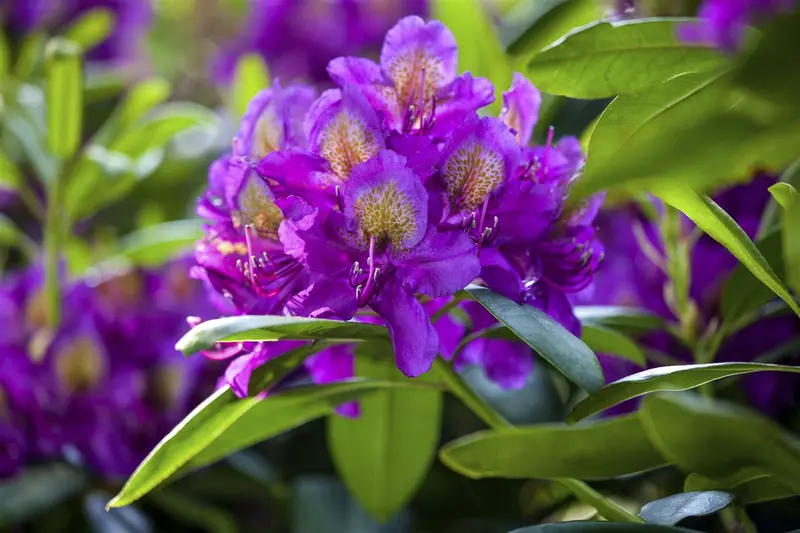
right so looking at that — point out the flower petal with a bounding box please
[286,278,357,320]
[501,73,541,146]
[305,345,358,417]
[479,248,525,303]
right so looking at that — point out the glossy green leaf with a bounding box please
[685,469,798,504]
[581,324,645,366]
[769,183,797,210]
[720,230,784,326]
[522,18,724,99]
[63,8,115,52]
[569,362,800,422]
[109,378,431,508]
[759,159,800,237]
[440,413,666,480]
[507,0,602,64]
[509,523,697,533]
[653,184,800,317]
[431,0,512,113]
[777,184,800,295]
[642,394,800,494]
[44,38,83,158]
[115,219,203,266]
[329,346,443,521]
[575,306,666,334]
[639,491,733,525]
[232,53,270,118]
[0,464,87,526]
[176,315,387,355]
[466,286,604,392]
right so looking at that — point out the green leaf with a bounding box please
[14,32,46,79]
[109,378,432,508]
[431,0,512,114]
[0,464,87,526]
[115,219,203,266]
[759,159,800,237]
[652,184,800,317]
[149,489,237,533]
[522,18,725,99]
[581,324,646,366]
[569,362,800,422]
[0,151,20,194]
[720,230,784,326]
[575,306,666,335]
[769,183,797,210]
[176,315,387,355]
[641,394,800,494]
[45,38,83,159]
[685,469,797,504]
[466,286,604,392]
[0,30,9,84]
[63,8,115,52]
[777,185,800,295]
[232,53,270,119]
[508,523,697,533]
[507,0,602,64]
[732,11,800,108]
[116,78,173,136]
[639,491,734,525]
[329,345,443,521]
[439,413,666,480]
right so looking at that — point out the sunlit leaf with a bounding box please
[63,8,115,53]
[232,53,270,118]
[45,38,83,159]
[115,219,203,266]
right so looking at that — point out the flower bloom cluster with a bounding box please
[678,0,797,53]
[193,16,605,399]
[0,259,219,478]
[213,0,426,84]
[574,174,800,415]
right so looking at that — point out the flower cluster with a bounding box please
[213,0,426,84]
[574,175,800,414]
[678,0,797,53]
[0,259,219,479]
[193,16,605,397]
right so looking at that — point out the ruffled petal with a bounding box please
[501,73,541,146]
[479,248,525,303]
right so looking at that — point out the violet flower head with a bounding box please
[213,0,427,84]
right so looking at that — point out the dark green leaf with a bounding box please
[522,18,724,99]
[176,315,387,355]
[507,0,602,63]
[685,470,797,504]
[574,306,666,334]
[720,230,784,326]
[45,38,83,158]
[440,413,666,480]
[0,464,87,526]
[109,378,432,508]
[569,362,800,422]
[431,0,512,114]
[581,324,645,366]
[509,523,697,533]
[149,490,237,533]
[639,491,734,525]
[641,394,800,494]
[63,8,115,52]
[466,286,604,392]
[653,185,800,317]
[329,345,443,521]
[232,53,270,118]
[732,11,800,108]
[115,219,203,266]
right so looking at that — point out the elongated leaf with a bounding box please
[0,151,20,194]
[720,230,784,325]
[109,379,432,508]
[569,362,800,422]
[232,53,270,118]
[759,159,800,237]
[509,523,697,533]
[639,491,733,525]
[0,464,87,526]
[63,8,115,52]
[581,324,645,366]
[522,18,724,99]
[769,183,797,210]
[653,184,800,317]
[176,315,387,355]
[116,219,203,266]
[329,345,443,521]
[45,38,83,158]
[575,306,665,334]
[642,394,800,494]
[466,286,604,392]
[115,78,173,138]
[777,185,800,295]
[440,413,666,480]
[685,469,797,504]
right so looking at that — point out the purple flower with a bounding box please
[213,0,426,84]
[678,0,797,53]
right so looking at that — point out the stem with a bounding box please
[43,165,66,328]
[431,357,643,523]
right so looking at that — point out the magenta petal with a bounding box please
[479,249,525,303]
[286,278,357,320]
[372,281,438,377]
[432,73,496,136]
[501,73,541,146]
[328,56,385,86]
[278,206,355,276]
[258,148,335,209]
[489,180,558,246]
[305,345,359,417]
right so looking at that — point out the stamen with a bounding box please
[243,224,257,286]
[232,136,242,156]
[357,236,379,307]
[543,126,555,177]
[417,68,426,112]
[335,185,344,211]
